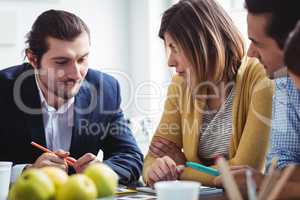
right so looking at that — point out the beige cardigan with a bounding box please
[143,57,274,186]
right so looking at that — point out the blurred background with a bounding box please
[0,0,246,153]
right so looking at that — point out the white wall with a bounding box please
[0,0,131,70]
[127,0,172,118]
[216,0,248,44]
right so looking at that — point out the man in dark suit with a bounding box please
[0,9,143,185]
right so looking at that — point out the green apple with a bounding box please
[8,169,55,200]
[56,174,97,200]
[41,167,69,191]
[84,163,119,198]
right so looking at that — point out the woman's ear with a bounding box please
[26,49,38,69]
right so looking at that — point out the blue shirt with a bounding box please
[267,77,300,170]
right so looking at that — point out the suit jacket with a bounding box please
[0,63,143,184]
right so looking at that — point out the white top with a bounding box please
[35,74,74,152]
[198,86,234,160]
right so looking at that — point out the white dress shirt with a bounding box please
[35,75,74,152]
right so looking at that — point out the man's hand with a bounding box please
[73,153,100,173]
[214,165,265,194]
[31,150,70,171]
[149,137,186,165]
[147,156,184,187]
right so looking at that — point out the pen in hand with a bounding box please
[31,141,76,167]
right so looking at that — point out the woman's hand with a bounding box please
[147,156,184,187]
[149,137,186,165]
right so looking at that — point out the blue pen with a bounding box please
[186,161,220,176]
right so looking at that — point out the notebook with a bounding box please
[136,186,223,196]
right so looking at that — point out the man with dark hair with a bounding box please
[214,0,300,198]
[284,21,300,90]
[0,9,143,185]
[245,0,300,171]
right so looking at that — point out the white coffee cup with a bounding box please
[155,181,201,200]
[0,162,12,200]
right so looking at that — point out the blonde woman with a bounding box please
[143,0,274,186]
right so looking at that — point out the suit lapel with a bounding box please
[69,80,94,158]
[21,66,46,158]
